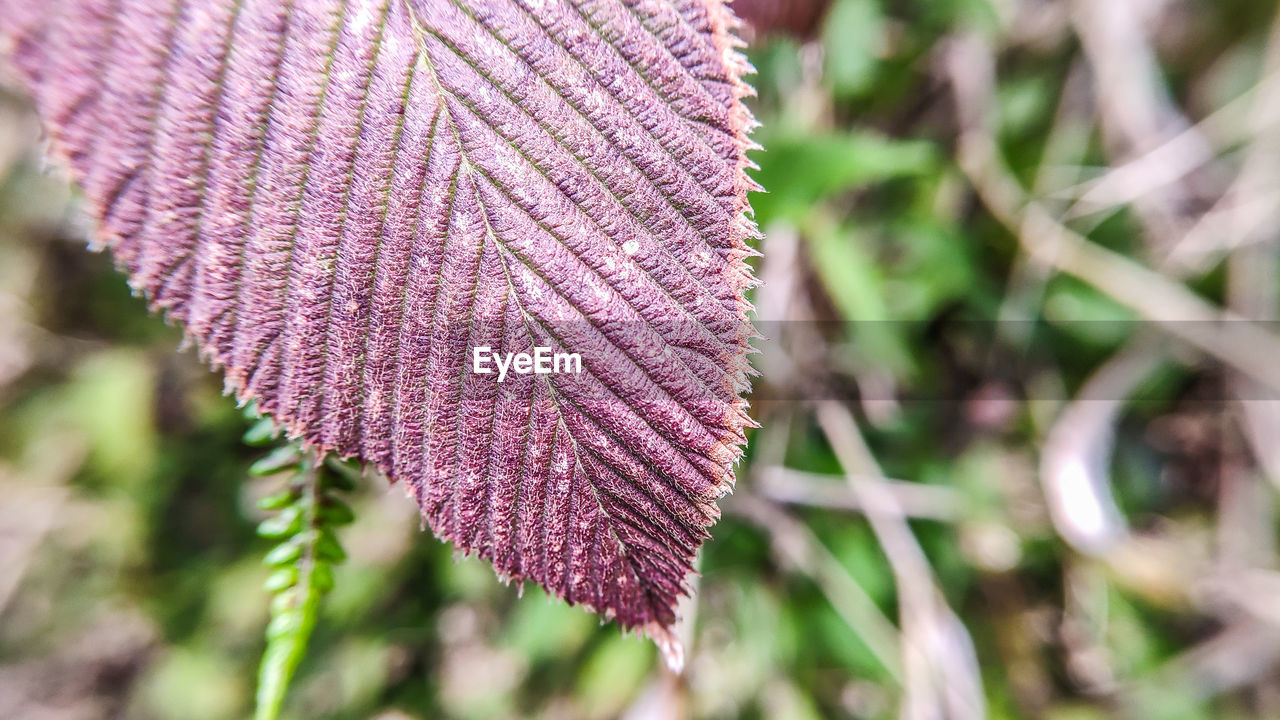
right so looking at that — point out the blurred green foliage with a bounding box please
[3,0,1280,718]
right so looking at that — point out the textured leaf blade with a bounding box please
[0,0,759,657]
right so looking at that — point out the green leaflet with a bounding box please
[245,414,355,720]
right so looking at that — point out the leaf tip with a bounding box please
[645,622,686,674]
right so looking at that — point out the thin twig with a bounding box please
[1039,337,1166,555]
[752,466,965,522]
[1226,11,1280,493]
[815,401,986,720]
[729,495,906,681]
[948,34,1280,397]
[1068,0,1207,250]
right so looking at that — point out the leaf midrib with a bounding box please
[403,0,714,619]
[403,1,738,478]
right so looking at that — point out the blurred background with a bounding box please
[5,0,1280,717]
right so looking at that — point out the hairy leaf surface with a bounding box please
[0,0,759,657]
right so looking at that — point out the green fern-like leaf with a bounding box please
[247,417,355,720]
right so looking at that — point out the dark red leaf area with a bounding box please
[732,0,833,38]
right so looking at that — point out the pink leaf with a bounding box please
[0,0,759,661]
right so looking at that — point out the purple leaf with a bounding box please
[0,0,759,661]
